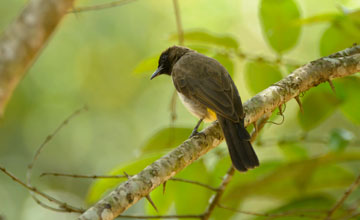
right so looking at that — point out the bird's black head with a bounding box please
[150,46,191,80]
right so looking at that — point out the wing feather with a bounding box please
[172,52,243,122]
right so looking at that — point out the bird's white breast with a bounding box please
[177,92,215,122]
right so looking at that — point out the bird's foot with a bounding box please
[189,118,204,138]
[189,130,200,138]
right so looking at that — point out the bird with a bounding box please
[150,45,259,172]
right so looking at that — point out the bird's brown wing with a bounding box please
[172,52,244,122]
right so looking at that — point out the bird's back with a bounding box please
[172,51,244,122]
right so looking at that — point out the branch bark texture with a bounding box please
[0,0,74,116]
[78,45,360,220]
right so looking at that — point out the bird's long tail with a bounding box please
[217,115,259,171]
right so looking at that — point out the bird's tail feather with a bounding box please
[217,115,259,171]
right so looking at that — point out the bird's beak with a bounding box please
[150,66,163,80]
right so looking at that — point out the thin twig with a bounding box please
[169,89,178,125]
[325,173,360,219]
[258,136,360,147]
[267,103,286,126]
[217,204,324,219]
[27,106,88,174]
[169,0,184,125]
[267,114,284,125]
[327,80,336,94]
[348,198,360,211]
[341,212,360,220]
[339,198,360,220]
[41,172,127,179]
[234,49,303,68]
[69,0,137,13]
[124,171,159,213]
[202,166,235,220]
[162,181,167,194]
[172,0,184,45]
[295,95,304,113]
[0,166,84,213]
[201,112,269,220]
[250,112,271,143]
[170,178,218,191]
[26,106,87,213]
[41,172,218,191]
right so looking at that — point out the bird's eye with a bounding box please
[161,54,168,63]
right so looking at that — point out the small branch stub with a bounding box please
[295,96,304,113]
[327,79,336,94]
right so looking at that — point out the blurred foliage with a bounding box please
[334,77,360,124]
[328,128,354,152]
[244,61,283,94]
[254,196,335,220]
[169,30,239,49]
[278,142,308,161]
[259,0,301,54]
[86,153,163,204]
[297,84,341,131]
[141,127,193,154]
[1,0,360,220]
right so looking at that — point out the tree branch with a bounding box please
[0,0,74,116]
[0,166,84,213]
[41,172,218,191]
[69,0,137,14]
[78,45,360,220]
[202,166,235,220]
[325,173,360,219]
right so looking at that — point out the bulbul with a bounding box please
[150,46,259,171]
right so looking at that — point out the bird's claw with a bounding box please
[189,130,200,138]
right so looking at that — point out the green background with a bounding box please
[1,0,360,219]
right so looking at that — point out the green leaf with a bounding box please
[278,142,308,161]
[208,156,278,220]
[141,127,193,154]
[223,152,360,202]
[255,196,333,220]
[212,53,234,77]
[244,61,283,95]
[86,153,162,204]
[348,9,360,24]
[223,161,283,202]
[185,44,212,54]
[259,0,301,53]
[334,77,360,124]
[298,84,341,131]
[309,164,355,190]
[173,160,211,214]
[133,55,158,74]
[320,17,360,56]
[328,128,354,152]
[169,30,239,49]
